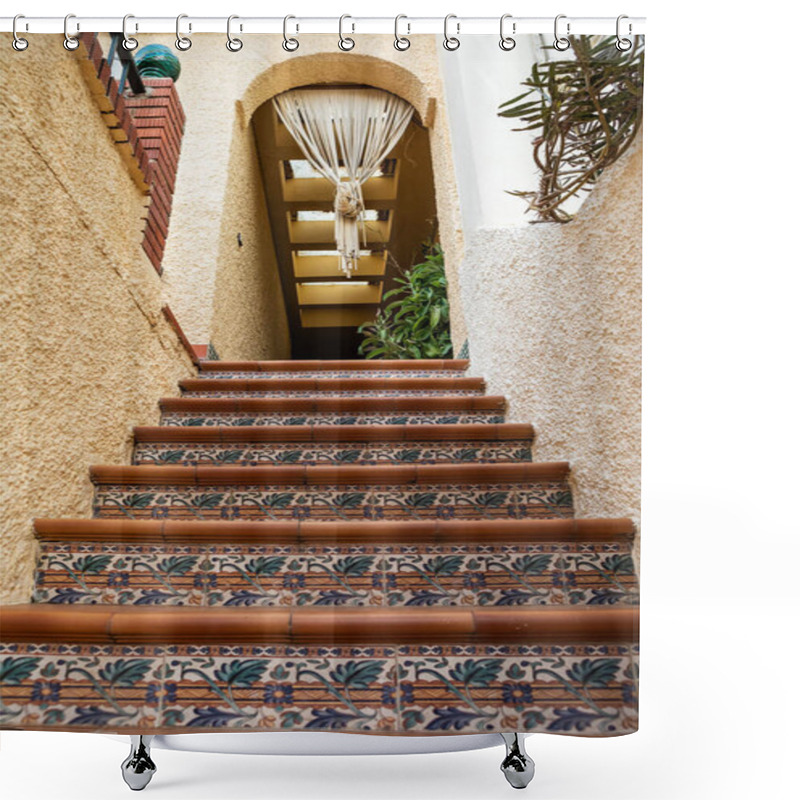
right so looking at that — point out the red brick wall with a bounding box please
[124,80,186,272]
[77,33,186,274]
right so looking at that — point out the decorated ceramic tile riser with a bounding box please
[198,371,462,380]
[395,643,637,736]
[158,644,398,731]
[92,482,574,522]
[33,540,636,608]
[202,545,385,608]
[0,643,165,730]
[554,542,640,606]
[0,642,637,735]
[33,543,208,606]
[133,441,533,467]
[181,389,484,398]
[382,543,571,607]
[160,412,505,427]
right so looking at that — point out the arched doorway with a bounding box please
[251,86,437,359]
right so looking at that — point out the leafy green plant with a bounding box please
[498,35,644,223]
[358,244,452,359]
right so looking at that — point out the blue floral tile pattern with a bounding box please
[133,441,532,466]
[92,482,573,522]
[160,411,505,427]
[0,643,164,730]
[0,642,637,735]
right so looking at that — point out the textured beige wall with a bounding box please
[208,120,291,360]
[0,41,195,604]
[151,34,467,354]
[460,137,642,532]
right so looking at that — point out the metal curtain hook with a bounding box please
[499,14,515,51]
[338,14,355,51]
[63,14,79,50]
[12,14,28,51]
[226,15,243,51]
[553,14,570,51]
[443,14,460,51]
[394,15,410,51]
[121,14,138,51]
[176,14,192,51]
[616,14,633,51]
[283,15,299,51]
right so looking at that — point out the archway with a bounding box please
[241,56,439,359]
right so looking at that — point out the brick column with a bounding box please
[125,80,186,273]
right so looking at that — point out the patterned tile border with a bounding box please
[92,482,574,523]
[0,642,637,735]
[133,441,533,467]
[180,390,484,398]
[198,371,463,380]
[32,542,637,608]
[160,412,505,427]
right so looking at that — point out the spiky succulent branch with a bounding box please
[498,35,644,223]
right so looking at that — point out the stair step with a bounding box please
[0,604,638,643]
[199,359,469,376]
[33,532,638,608]
[180,376,485,397]
[89,463,572,523]
[133,422,533,465]
[159,396,506,427]
[33,517,635,543]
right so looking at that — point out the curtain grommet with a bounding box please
[175,14,192,51]
[443,14,460,51]
[226,15,243,51]
[63,14,80,51]
[283,15,299,51]
[553,14,570,51]
[338,14,355,51]
[394,15,410,51]
[121,14,138,51]
[499,14,515,51]
[616,15,633,51]
[12,14,28,50]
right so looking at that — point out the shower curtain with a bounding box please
[0,26,643,745]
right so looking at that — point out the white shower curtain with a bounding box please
[273,87,414,278]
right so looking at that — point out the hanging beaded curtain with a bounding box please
[273,87,414,278]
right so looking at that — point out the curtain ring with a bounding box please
[394,15,410,51]
[121,14,138,51]
[176,14,192,51]
[226,15,243,51]
[499,14,515,51]
[283,15,299,51]
[616,15,633,51]
[338,15,355,51]
[443,14,460,51]
[12,14,28,51]
[63,14,79,51]
[553,14,570,51]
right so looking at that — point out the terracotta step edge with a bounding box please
[133,423,534,443]
[31,517,635,543]
[0,604,638,644]
[158,396,506,411]
[179,377,486,391]
[198,359,470,373]
[88,462,571,486]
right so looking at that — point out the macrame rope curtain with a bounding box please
[273,88,414,278]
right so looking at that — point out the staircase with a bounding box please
[0,359,638,737]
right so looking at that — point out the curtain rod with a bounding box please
[0,16,646,36]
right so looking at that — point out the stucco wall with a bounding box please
[208,118,291,360]
[152,34,467,356]
[460,138,642,532]
[0,41,195,604]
